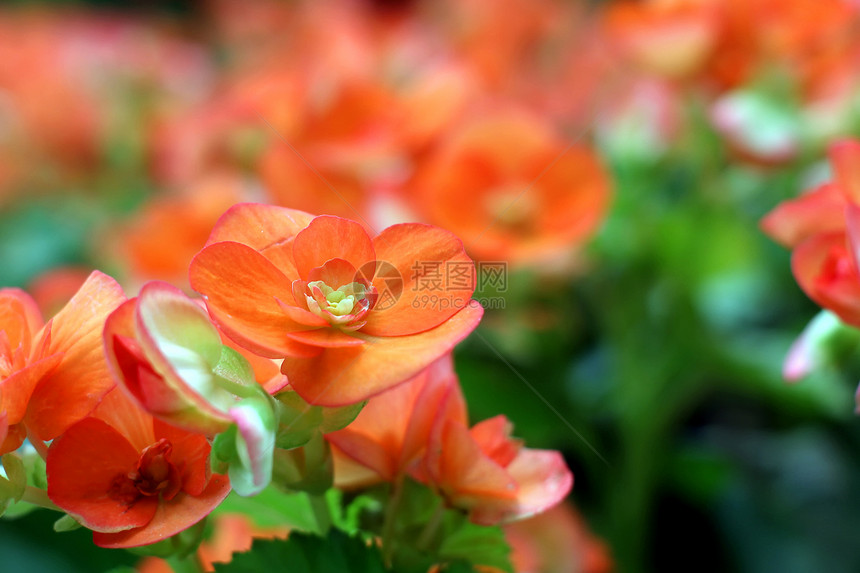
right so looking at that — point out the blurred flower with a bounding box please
[111,174,252,289]
[46,387,230,548]
[0,271,125,454]
[137,513,290,573]
[604,0,719,79]
[505,502,613,573]
[412,112,611,265]
[189,202,483,406]
[762,140,860,327]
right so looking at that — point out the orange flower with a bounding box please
[412,113,611,265]
[46,387,230,548]
[114,175,250,287]
[504,503,613,573]
[189,203,483,406]
[417,413,573,525]
[0,271,125,454]
[328,354,465,483]
[762,140,860,327]
[604,0,719,79]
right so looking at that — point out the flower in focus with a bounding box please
[46,387,230,548]
[328,353,463,484]
[417,413,573,525]
[104,280,278,496]
[189,202,483,406]
[0,271,125,454]
[412,113,611,265]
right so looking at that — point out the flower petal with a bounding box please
[285,328,366,348]
[25,271,126,441]
[47,417,156,533]
[363,223,475,337]
[92,475,231,548]
[205,202,315,250]
[292,216,375,279]
[470,449,573,525]
[760,183,846,248]
[284,303,483,406]
[190,241,323,358]
[0,288,43,355]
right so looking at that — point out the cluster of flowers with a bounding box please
[603,0,860,165]
[0,202,574,566]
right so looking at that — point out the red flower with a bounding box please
[189,203,483,406]
[762,140,860,326]
[47,388,230,548]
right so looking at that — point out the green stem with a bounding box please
[415,502,445,552]
[20,486,61,511]
[381,478,405,566]
[215,376,261,399]
[166,552,206,573]
[309,492,332,535]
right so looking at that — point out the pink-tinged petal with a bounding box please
[205,202,315,250]
[830,140,860,205]
[92,475,231,549]
[190,241,322,358]
[470,449,573,525]
[0,354,62,423]
[845,202,860,273]
[364,223,475,337]
[25,272,126,441]
[293,216,375,279]
[136,282,222,368]
[47,417,156,532]
[0,288,43,355]
[792,232,860,326]
[284,303,483,406]
[470,416,522,468]
[327,354,459,481]
[782,311,842,382]
[105,300,231,436]
[434,420,518,505]
[285,328,366,348]
[760,183,845,248]
[307,258,359,288]
[230,398,276,496]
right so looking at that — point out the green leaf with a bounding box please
[214,487,319,532]
[212,530,390,573]
[320,401,366,434]
[438,513,514,573]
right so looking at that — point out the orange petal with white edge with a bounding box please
[363,223,475,337]
[470,449,573,525]
[283,303,483,406]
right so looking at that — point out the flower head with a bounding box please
[189,203,483,406]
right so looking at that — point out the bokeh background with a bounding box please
[3,0,860,572]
